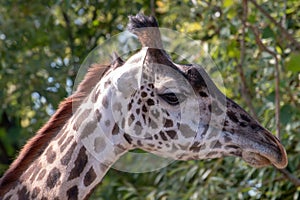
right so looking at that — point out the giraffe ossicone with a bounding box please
[0,14,287,199]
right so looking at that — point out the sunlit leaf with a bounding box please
[223,0,234,8]
[286,53,300,72]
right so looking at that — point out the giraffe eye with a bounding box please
[159,93,185,106]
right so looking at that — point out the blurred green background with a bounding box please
[0,0,299,199]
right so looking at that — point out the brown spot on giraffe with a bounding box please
[227,110,239,123]
[127,102,133,111]
[104,80,111,88]
[37,169,46,181]
[95,109,102,122]
[68,147,88,181]
[60,136,74,153]
[30,162,42,182]
[179,124,196,138]
[127,116,134,126]
[123,133,133,144]
[159,131,168,141]
[137,140,143,146]
[150,120,158,129]
[94,137,106,153]
[18,186,30,199]
[210,140,222,149]
[46,146,56,164]
[164,118,173,128]
[84,167,97,187]
[91,88,99,103]
[141,91,147,97]
[146,98,155,106]
[133,121,142,134]
[199,91,208,97]
[239,121,248,127]
[73,109,92,131]
[67,185,79,200]
[102,95,109,108]
[80,119,98,139]
[31,187,41,198]
[99,163,108,172]
[57,126,69,146]
[136,108,140,115]
[61,141,77,166]
[224,134,232,143]
[129,114,135,123]
[166,130,178,139]
[46,167,61,189]
[225,145,240,150]
[121,118,125,129]
[189,142,205,152]
[142,105,148,112]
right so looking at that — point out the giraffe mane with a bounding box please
[0,57,124,194]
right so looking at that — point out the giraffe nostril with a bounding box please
[224,145,239,150]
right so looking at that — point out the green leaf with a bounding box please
[262,26,274,39]
[286,53,300,72]
[280,104,294,125]
[223,0,234,8]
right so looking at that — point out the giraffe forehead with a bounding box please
[141,63,208,92]
[153,74,191,93]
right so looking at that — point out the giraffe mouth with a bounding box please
[239,137,288,169]
[241,151,272,168]
[224,129,288,169]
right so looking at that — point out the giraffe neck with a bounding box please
[3,76,131,200]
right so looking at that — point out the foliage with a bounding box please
[0,0,299,199]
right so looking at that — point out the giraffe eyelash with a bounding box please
[158,93,186,106]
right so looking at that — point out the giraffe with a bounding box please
[0,14,287,200]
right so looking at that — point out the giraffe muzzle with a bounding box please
[239,133,288,169]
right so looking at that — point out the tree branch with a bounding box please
[277,168,300,187]
[248,24,300,188]
[248,25,280,139]
[61,9,77,77]
[237,0,258,120]
[62,11,74,52]
[61,10,75,59]
[150,0,156,17]
[248,0,300,50]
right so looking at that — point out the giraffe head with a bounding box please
[104,14,287,169]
